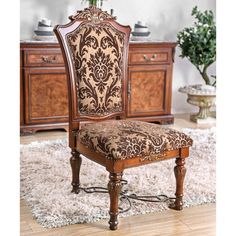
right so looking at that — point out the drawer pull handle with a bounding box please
[41,56,57,63]
[143,54,157,62]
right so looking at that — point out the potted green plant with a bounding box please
[177,6,216,123]
[82,0,104,7]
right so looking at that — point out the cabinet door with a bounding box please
[24,68,68,124]
[127,65,172,117]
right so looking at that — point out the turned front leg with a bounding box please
[70,150,82,194]
[108,172,123,230]
[170,157,186,210]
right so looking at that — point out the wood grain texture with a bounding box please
[24,49,64,67]
[108,172,123,230]
[24,68,68,124]
[20,41,176,133]
[127,45,174,121]
[20,113,214,145]
[70,150,82,194]
[20,199,215,236]
[20,48,24,125]
[127,64,173,118]
[53,8,189,230]
[129,51,169,65]
[169,157,187,211]
[128,69,166,115]
[20,123,69,135]
[21,43,70,133]
[20,114,215,235]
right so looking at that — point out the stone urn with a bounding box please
[179,84,216,124]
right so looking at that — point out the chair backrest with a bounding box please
[54,6,131,129]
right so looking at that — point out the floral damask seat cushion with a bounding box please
[77,120,193,161]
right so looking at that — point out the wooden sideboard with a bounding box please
[20,41,176,135]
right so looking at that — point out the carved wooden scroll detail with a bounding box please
[69,6,116,23]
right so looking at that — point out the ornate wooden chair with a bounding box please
[54,6,193,230]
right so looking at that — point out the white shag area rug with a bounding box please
[20,128,216,228]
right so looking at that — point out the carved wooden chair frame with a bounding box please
[54,6,191,230]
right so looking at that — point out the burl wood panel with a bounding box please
[24,68,68,124]
[20,42,176,132]
[128,69,166,116]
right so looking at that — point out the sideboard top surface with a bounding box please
[20,40,177,49]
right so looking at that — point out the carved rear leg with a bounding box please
[169,157,186,210]
[108,172,123,230]
[70,150,82,194]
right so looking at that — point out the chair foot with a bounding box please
[71,185,80,194]
[169,157,186,211]
[168,197,183,211]
[70,150,82,194]
[108,172,123,230]
[108,212,118,230]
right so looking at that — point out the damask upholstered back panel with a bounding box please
[66,22,125,116]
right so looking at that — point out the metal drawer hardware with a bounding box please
[41,55,57,63]
[143,54,157,62]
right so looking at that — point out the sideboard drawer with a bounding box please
[129,49,171,65]
[24,49,64,67]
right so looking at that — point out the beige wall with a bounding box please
[20,0,216,114]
